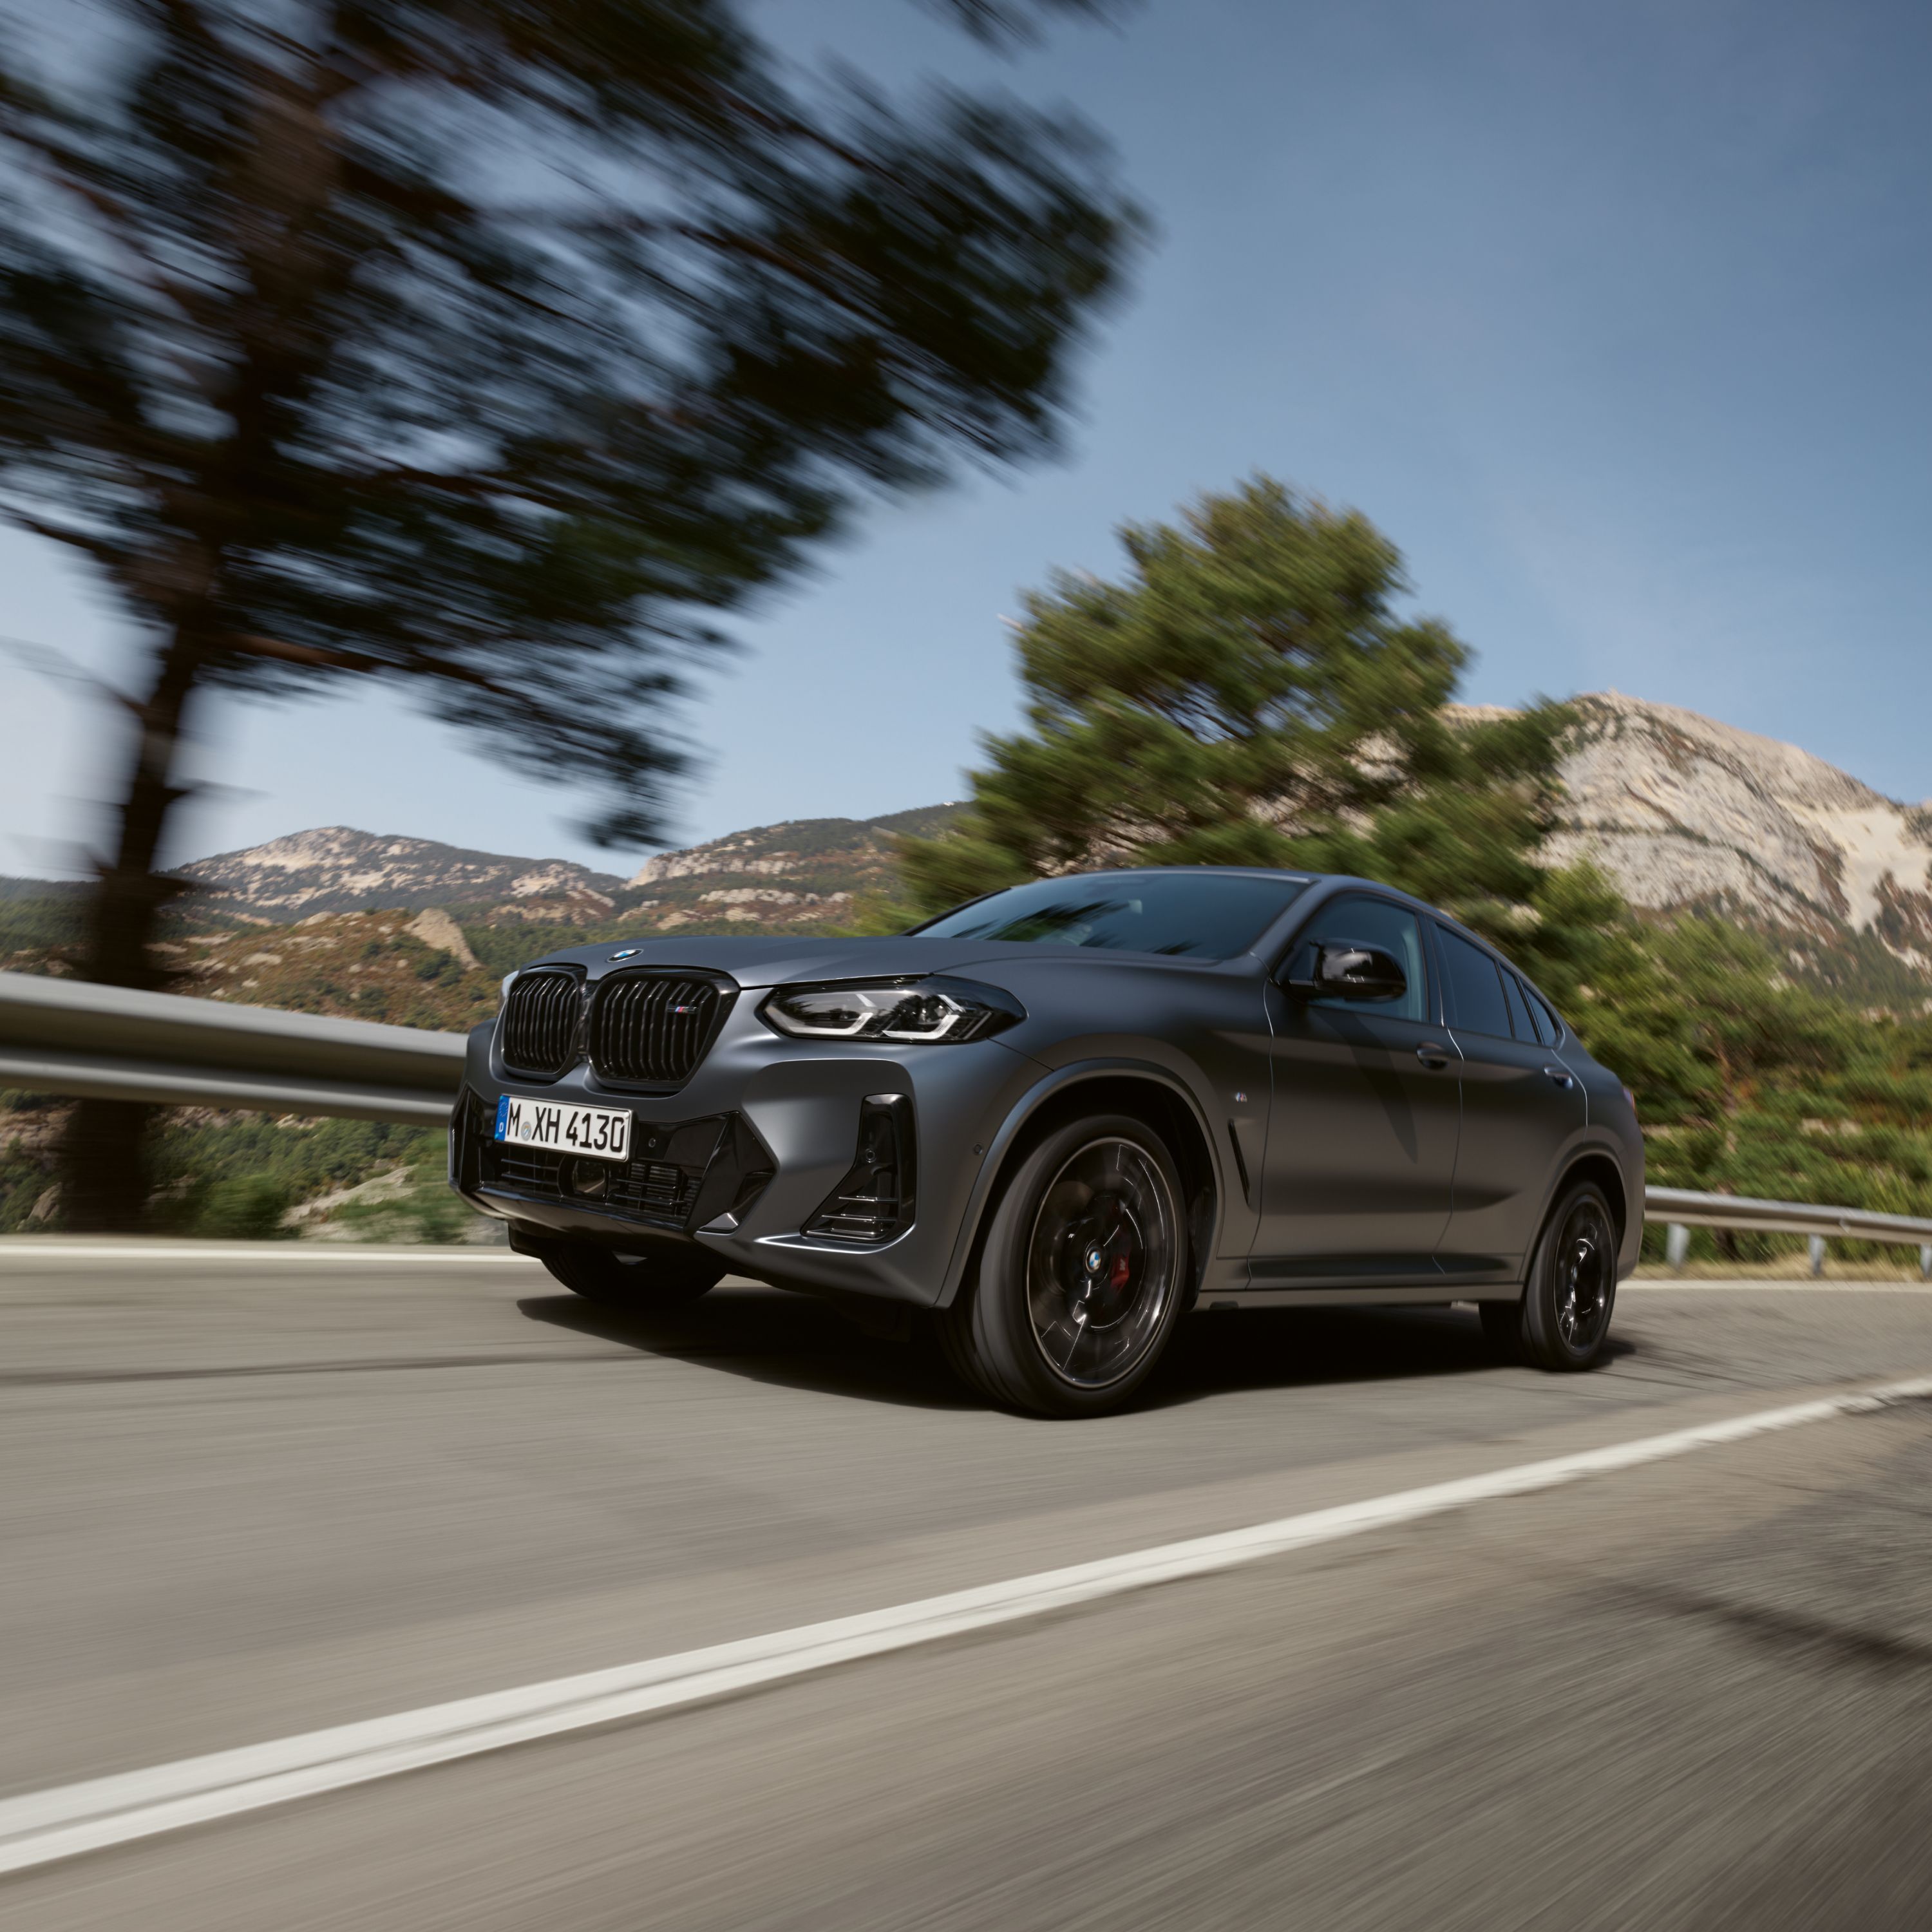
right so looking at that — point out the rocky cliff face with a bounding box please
[1537,694,1932,985]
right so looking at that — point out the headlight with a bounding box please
[759,976,1024,1044]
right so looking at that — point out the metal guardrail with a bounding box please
[0,971,464,1126]
[1,972,1927,1269]
[1645,1186,1932,1278]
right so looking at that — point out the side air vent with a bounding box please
[589,971,733,1088]
[806,1094,916,1243]
[499,968,583,1080]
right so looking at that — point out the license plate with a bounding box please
[494,1095,632,1162]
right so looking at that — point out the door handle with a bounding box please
[1543,1065,1576,1088]
[1416,1043,1452,1069]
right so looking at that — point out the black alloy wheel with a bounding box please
[940,1113,1189,1417]
[539,1242,724,1311]
[1487,1180,1618,1371]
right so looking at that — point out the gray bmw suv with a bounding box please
[449,867,1642,1416]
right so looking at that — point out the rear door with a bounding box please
[1255,892,1462,1283]
[1433,925,1585,1282]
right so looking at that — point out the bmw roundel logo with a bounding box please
[609,948,639,960]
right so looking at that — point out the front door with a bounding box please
[1432,924,1586,1281]
[1255,892,1462,1284]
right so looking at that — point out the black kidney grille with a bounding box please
[500,969,583,1079]
[590,974,724,1086]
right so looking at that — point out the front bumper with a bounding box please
[450,1000,1043,1307]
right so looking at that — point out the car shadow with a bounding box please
[518,1285,980,1411]
[1150,1306,1637,1410]
[519,1282,1636,1415]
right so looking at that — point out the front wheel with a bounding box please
[940,1113,1190,1417]
[540,1242,724,1311]
[1490,1180,1619,1371]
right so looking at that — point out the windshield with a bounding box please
[909,871,1309,959]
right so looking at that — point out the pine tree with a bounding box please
[898,475,1577,924]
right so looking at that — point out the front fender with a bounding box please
[933,1056,1234,1309]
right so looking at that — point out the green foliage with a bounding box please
[181,1175,296,1242]
[147,1114,492,1240]
[457,923,536,980]
[822,890,928,938]
[1560,915,1932,1232]
[175,1115,436,1193]
[0,1092,61,1233]
[0,889,86,960]
[323,1159,486,1245]
[0,1104,498,1242]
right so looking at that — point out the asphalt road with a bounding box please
[3,1245,1931,1929]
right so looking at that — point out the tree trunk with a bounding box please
[57,633,204,1233]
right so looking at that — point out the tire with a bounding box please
[540,1242,724,1311]
[1515,1179,1618,1371]
[940,1113,1190,1417]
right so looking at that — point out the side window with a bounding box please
[1436,927,1511,1038]
[1500,969,1535,1041]
[1527,986,1564,1045]
[1285,894,1427,1023]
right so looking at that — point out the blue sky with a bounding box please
[3,0,1929,879]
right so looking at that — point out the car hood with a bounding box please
[526,933,1202,991]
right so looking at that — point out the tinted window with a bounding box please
[1287,894,1427,1023]
[1437,927,1511,1037]
[1500,969,1534,1041]
[913,871,1309,959]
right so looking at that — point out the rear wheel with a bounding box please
[540,1243,724,1311]
[1491,1180,1618,1370]
[940,1113,1189,1417]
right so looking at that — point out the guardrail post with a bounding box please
[1808,1235,1826,1278]
[1665,1223,1689,1270]
[1920,1244,1931,1282]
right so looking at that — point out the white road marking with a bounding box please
[1,1370,1928,1877]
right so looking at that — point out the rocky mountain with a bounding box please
[0,806,968,985]
[621,804,958,929]
[163,802,943,928]
[1540,693,1932,994]
[177,827,628,919]
[160,806,967,936]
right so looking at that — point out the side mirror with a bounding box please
[1281,940,1408,1003]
